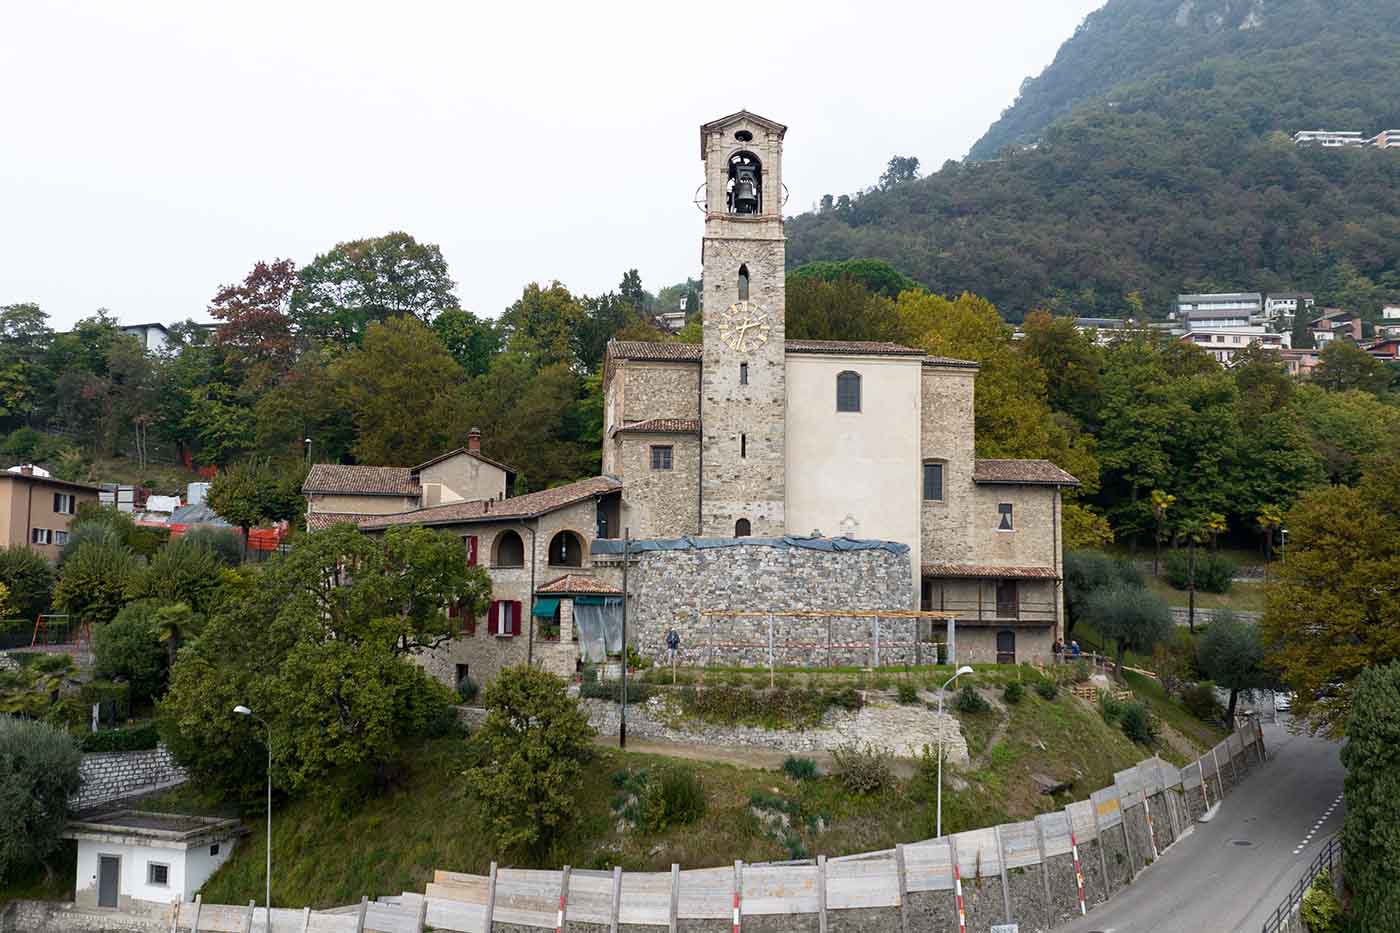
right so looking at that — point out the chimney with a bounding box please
[19,465,33,476]
[467,427,482,454]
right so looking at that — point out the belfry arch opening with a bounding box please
[727,151,762,214]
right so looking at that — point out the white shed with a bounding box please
[64,810,243,911]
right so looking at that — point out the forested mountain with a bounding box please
[788,0,1400,320]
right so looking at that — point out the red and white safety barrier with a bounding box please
[953,860,966,933]
[1070,829,1087,916]
[555,889,566,933]
[1145,807,1160,859]
[732,888,741,932]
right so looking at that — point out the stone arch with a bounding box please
[492,529,525,568]
[547,529,586,567]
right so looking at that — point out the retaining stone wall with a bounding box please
[71,744,187,810]
[582,693,969,763]
[616,543,913,668]
[1,900,165,933]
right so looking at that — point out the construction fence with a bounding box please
[159,720,1267,933]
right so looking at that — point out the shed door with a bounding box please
[98,855,120,908]
[996,630,1016,665]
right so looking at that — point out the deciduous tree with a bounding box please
[0,719,80,884]
[1197,609,1268,723]
[1084,582,1172,680]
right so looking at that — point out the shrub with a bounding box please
[80,679,132,723]
[955,684,990,714]
[0,718,81,883]
[638,766,706,832]
[832,741,892,795]
[782,756,818,781]
[456,675,480,704]
[896,682,919,705]
[465,666,595,860]
[1002,682,1025,705]
[1035,681,1059,700]
[182,527,244,567]
[0,547,54,620]
[1099,692,1125,725]
[29,653,73,675]
[1165,550,1236,594]
[1119,701,1158,744]
[2,426,44,460]
[1181,682,1222,722]
[93,601,168,704]
[79,722,160,753]
[1072,661,1091,683]
[1300,870,1343,933]
[579,678,652,705]
[828,686,864,711]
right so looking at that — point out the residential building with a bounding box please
[1310,309,1363,342]
[1370,130,1400,150]
[0,467,99,561]
[119,323,169,353]
[655,310,688,333]
[1178,328,1284,365]
[1263,292,1315,321]
[1072,317,1132,346]
[1382,306,1400,321]
[1292,130,1366,148]
[319,111,1078,685]
[1280,348,1323,379]
[1365,338,1400,361]
[302,428,514,529]
[1175,294,1261,330]
[65,811,241,912]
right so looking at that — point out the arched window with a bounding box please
[738,264,750,300]
[739,362,748,385]
[548,530,585,567]
[492,529,525,568]
[836,371,862,412]
[726,152,762,214]
[734,518,752,538]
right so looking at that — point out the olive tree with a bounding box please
[1085,582,1173,680]
[0,718,81,883]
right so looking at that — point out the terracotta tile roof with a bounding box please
[359,475,621,529]
[920,356,982,370]
[306,512,382,531]
[605,338,977,368]
[537,574,623,596]
[411,447,517,476]
[611,418,701,436]
[922,563,1061,580]
[784,339,926,357]
[607,340,703,363]
[303,464,419,497]
[973,459,1080,486]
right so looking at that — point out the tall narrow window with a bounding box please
[739,362,748,385]
[740,434,747,458]
[997,503,1014,531]
[650,445,673,470]
[922,462,944,501]
[738,264,750,300]
[836,371,862,412]
[735,518,751,537]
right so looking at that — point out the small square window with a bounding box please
[922,462,944,501]
[54,530,69,546]
[147,862,169,886]
[209,843,219,856]
[650,446,673,470]
[997,503,1014,531]
[30,528,51,545]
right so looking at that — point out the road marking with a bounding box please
[1292,793,1345,855]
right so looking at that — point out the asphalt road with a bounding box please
[1057,719,1344,933]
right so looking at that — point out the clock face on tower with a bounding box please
[718,301,771,353]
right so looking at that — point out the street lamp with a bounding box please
[233,705,272,926]
[935,666,975,838]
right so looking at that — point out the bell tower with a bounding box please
[699,111,787,537]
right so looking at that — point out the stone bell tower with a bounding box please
[699,111,788,538]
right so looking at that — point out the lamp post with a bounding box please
[233,705,272,926]
[935,666,975,838]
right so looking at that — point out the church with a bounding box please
[305,110,1078,687]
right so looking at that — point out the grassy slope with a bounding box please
[149,676,1206,909]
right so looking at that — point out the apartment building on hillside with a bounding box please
[1179,328,1284,366]
[0,468,99,562]
[1292,130,1366,148]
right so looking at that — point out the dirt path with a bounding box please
[593,736,920,778]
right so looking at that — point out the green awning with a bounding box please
[532,597,561,618]
[573,596,606,606]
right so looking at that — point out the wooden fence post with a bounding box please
[242,900,255,933]
[894,844,910,933]
[994,825,1013,923]
[558,865,571,933]
[1035,817,1052,917]
[300,905,311,933]
[355,896,368,933]
[610,865,622,933]
[669,864,680,933]
[190,894,203,933]
[816,855,829,933]
[1211,746,1227,799]
[415,895,429,933]
[485,862,498,931]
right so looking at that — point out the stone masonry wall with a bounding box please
[71,744,188,811]
[608,541,913,666]
[616,433,701,539]
[583,692,969,763]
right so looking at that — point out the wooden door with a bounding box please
[996,630,1016,665]
[995,580,1019,619]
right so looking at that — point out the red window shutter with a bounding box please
[488,601,500,636]
[511,601,522,636]
[447,600,460,619]
[466,535,478,566]
[464,608,477,635]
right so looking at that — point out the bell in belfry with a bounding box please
[732,164,760,213]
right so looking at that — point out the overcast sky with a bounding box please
[1,0,1104,330]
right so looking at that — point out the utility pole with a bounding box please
[620,528,629,750]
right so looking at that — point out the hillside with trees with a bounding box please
[788,0,1400,320]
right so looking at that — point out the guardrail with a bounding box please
[1261,832,1342,933]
